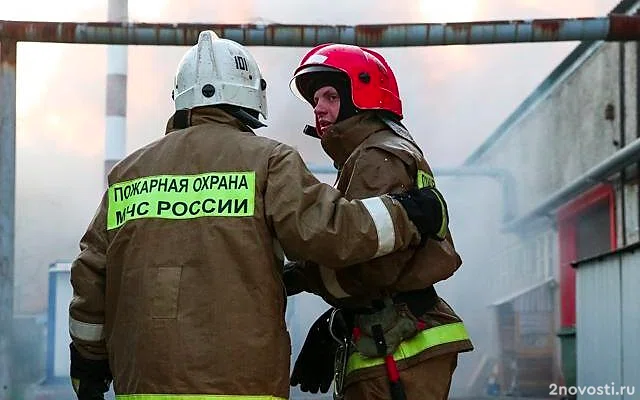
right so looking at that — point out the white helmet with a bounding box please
[172,30,268,120]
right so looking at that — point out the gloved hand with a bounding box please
[283,261,308,296]
[70,343,112,400]
[291,308,337,394]
[389,186,449,242]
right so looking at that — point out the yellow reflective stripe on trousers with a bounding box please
[107,172,256,230]
[346,322,470,375]
[116,395,286,400]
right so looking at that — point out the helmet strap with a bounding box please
[173,109,192,129]
[335,85,359,123]
[302,124,320,139]
[219,105,266,129]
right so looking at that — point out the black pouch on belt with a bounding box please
[352,286,438,358]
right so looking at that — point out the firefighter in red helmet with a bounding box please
[285,44,474,400]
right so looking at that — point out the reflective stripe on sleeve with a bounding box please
[319,266,351,299]
[360,197,395,258]
[117,395,286,400]
[69,317,105,341]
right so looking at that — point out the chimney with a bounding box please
[105,0,128,185]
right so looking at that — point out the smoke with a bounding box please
[435,176,509,395]
[7,0,623,396]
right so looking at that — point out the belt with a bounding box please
[392,285,438,317]
[349,285,439,317]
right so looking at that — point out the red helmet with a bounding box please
[290,43,403,119]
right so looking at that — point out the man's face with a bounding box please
[313,85,340,136]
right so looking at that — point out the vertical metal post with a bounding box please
[0,38,17,400]
[104,0,128,186]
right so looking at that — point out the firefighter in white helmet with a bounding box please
[67,31,450,399]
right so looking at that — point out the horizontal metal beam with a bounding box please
[2,15,640,46]
[504,136,640,232]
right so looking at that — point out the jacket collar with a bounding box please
[320,111,387,167]
[164,107,255,135]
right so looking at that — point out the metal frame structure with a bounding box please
[4,14,640,397]
[4,15,640,46]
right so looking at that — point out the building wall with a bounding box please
[575,246,640,393]
[467,39,640,308]
[472,42,626,215]
[619,41,640,247]
[459,10,640,392]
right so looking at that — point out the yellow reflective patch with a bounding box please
[416,170,435,189]
[117,396,285,400]
[107,172,256,230]
[346,322,470,375]
[71,378,80,394]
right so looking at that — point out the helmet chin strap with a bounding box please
[172,105,266,130]
[173,109,191,129]
[303,124,320,139]
[220,105,267,129]
[334,85,358,123]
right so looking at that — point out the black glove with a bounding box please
[389,186,449,242]
[291,308,337,394]
[283,261,308,296]
[70,343,112,400]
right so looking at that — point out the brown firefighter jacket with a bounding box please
[299,111,474,385]
[68,107,425,400]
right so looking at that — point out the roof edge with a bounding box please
[464,0,640,165]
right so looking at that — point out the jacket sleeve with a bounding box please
[320,147,416,299]
[318,147,461,301]
[264,143,421,269]
[68,192,109,360]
